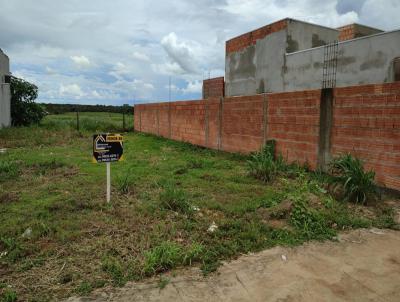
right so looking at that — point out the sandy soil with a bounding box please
[66,228,400,302]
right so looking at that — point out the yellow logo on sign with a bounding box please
[106,135,123,142]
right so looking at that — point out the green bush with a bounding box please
[247,141,285,182]
[10,77,46,126]
[330,154,378,204]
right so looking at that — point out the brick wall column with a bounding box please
[157,105,160,136]
[139,107,142,132]
[205,98,209,147]
[262,93,268,145]
[168,102,172,138]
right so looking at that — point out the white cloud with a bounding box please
[70,55,91,68]
[59,83,84,98]
[132,51,150,62]
[1,0,399,104]
[182,81,202,94]
[161,32,199,74]
[45,66,56,75]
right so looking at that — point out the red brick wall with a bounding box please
[134,82,400,191]
[332,83,400,190]
[226,19,287,55]
[203,77,225,99]
[170,100,206,146]
[337,24,356,41]
[268,90,321,170]
[221,95,264,153]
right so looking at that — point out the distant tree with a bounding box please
[10,76,46,126]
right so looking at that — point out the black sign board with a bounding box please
[93,134,123,163]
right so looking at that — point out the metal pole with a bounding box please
[123,112,126,131]
[169,76,171,101]
[76,111,80,131]
[106,162,111,203]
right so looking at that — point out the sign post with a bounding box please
[106,162,111,203]
[93,133,124,203]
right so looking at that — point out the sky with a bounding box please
[0,0,399,105]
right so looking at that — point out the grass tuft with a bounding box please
[330,154,378,204]
[247,141,285,182]
[159,184,193,215]
[143,241,183,275]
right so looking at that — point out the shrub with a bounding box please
[10,76,46,126]
[247,140,285,182]
[330,154,378,204]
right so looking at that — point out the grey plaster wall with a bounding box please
[284,30,400,91]
[225,19,340,96]
[286,19,339,53]
[0,50,11,128]
[225,44,257,96]
[255,30,287,94]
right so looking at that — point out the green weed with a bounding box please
[330,154,378,203]
[0,289,17,302]
[159,185,193,215]
[247,141,285,182]
[101,256,126,286]
[0,161,19,181]
[290,197,335,240]
[75,281,93,295]
[116,170,135,194]
[143,241,182,275]
[0,237,25,263]
[158,276,170,289]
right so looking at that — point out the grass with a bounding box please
[330,153,378,204]
[0,112,398,301]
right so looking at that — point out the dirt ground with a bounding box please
[65,228,400,302]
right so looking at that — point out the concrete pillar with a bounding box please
[217,97,224,150]
[318,88,334,171]
[205,98,209,147]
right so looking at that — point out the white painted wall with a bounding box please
[0,49,11,128]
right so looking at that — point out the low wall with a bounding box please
[134,82,400,191]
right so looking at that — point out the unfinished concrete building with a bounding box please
[223,18,400,97]
[135,18,400,191]
[0,49,11,128]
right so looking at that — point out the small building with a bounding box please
[204,18,400,97]
[0,48,11,128]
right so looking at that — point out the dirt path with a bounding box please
[66,229,400,302]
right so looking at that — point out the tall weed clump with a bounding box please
[247,141,285,182]
[159,184,193,215]
[330,154,378,204]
